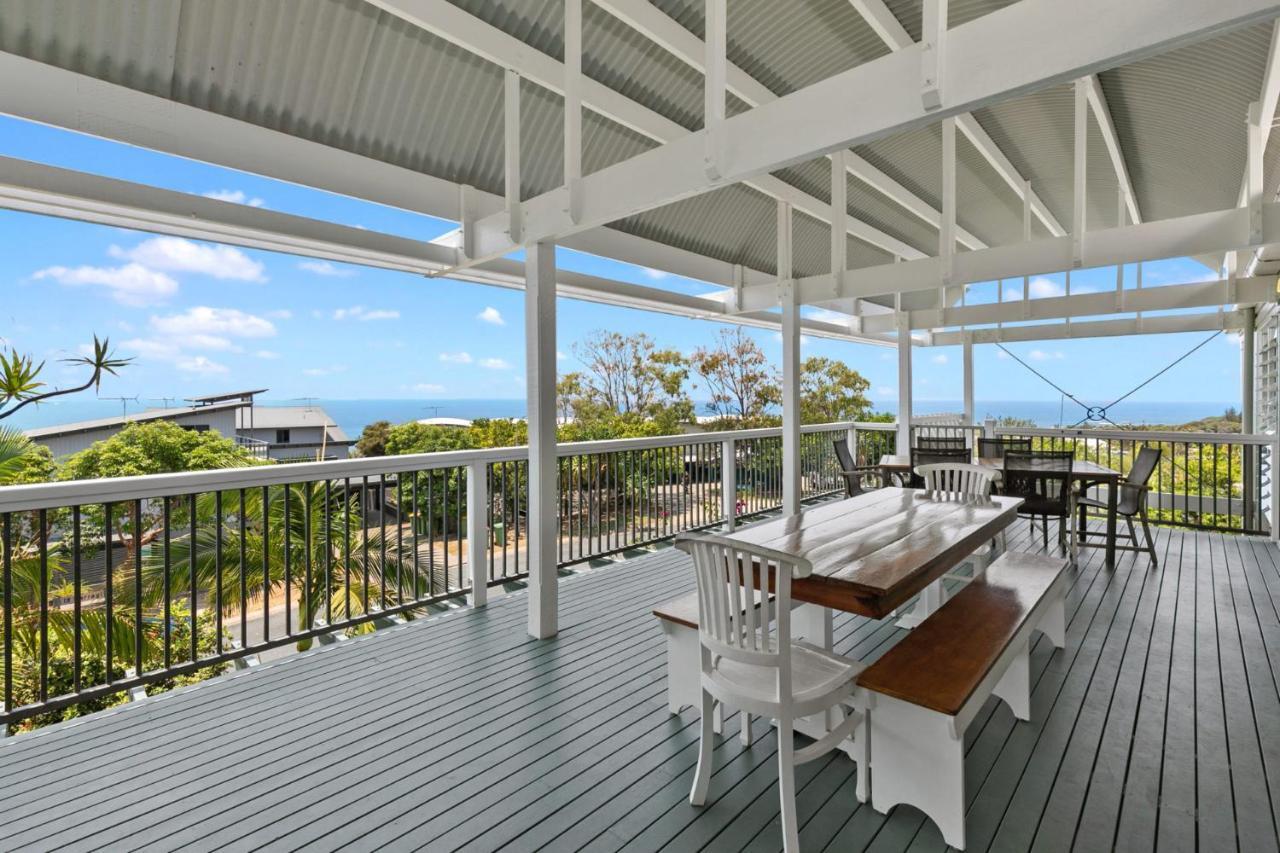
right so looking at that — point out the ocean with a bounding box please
[6,397,1240,441]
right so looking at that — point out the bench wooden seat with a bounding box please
[857,551,1068,850]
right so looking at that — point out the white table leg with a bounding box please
[895,578,944,630]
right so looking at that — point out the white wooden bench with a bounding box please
[857,551,1068,850]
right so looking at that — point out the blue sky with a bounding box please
[0,114,1243,416]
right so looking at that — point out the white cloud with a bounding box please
[33,263,179,307]
[298,260,356,278]
[439,351,473,364]
[333,305,399,322]
[556,350,567,361]
[414,383,445,394]
[266,309,293,320]
[254,350,281,360]
[1028,349,1064,361]
[121,337,178,359]
[110,237,266,282]
[151,307,276,341]
[996,349,1012,360]
[1029,277,1065,299]
[931,353,949,365]
[875,386,896,399]
[176,355,229,376]
[807,308,850,325]
[303,365,348,377]
[477,306,506,326]
[202,189,265,208]
[641,267,670,280]
[480,357,511,369]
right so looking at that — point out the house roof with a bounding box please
[24,400,249,440]
[238,407,351,443]
[187,389,269,404]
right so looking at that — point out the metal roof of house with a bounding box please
[24,400,249,440]
[238,406,351,443]
[0,0,1276,328]
[186,389,269,404]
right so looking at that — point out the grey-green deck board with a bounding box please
[2,523,1278,852]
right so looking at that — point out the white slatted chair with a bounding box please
[917,462,1005,600]
[675,532,868,853]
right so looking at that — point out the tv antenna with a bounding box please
[290,397,319,411]
[423,405,442,418]
[151,396,179,409]
[98,395,140,421]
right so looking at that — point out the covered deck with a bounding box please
[3,518,1277,852]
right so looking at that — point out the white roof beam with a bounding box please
[472,0,1268,255]
[740,200,1280,310]
[0,155,893,346]
[366,0,926,260]
[861,274,1272,332]
[504,69,523,244]
[1072,77,1088,265]
[564,0,583,222]
[1083,75,1141,224]
[928,311,1244,345]
[592,0,986,249]
[847,0,1068,237]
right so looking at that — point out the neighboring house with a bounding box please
[235,405,352,461]
[24,400,250,459]
[26,389,352,462]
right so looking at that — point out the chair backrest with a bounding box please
[916,462,997,499]
[1003,450,1074,512]
[674,533,809,679]
[832,438,855,472]
[908,446,970,487]
[915,435,967,452]
[1120,446,1162,512]
[978,437,1033,460]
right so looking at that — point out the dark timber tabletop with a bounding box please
[0,519,1277,852]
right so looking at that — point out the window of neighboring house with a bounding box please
[181,424,211,432]
[275,429,291,444]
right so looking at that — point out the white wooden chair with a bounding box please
[675,532,868,853]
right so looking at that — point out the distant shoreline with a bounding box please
[8,397,1241,441]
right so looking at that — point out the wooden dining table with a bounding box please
[878,453,1124,568]
[725,486,1022,620]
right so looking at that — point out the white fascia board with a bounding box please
[860,274,1275,332]
[928,311,1245,345]
[0,51,770,292]
[848,0,1066,236]
[475,0,1278,251]
[593,0,985,250]
[745,202,1280,310]
[367,0,927,260]
[0,156,892,346]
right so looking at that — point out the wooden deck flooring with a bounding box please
[2,519,1279,852]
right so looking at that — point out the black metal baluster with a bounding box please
[239,489,247,650]
[455,467,463,587]
[215,492,223,656]
[72,506,82,694]
[189,493,197,663]
[162,497,171,669]
[426,471,434,596]
[396,475,404,601]
[410,472,420,599]
[378,474,387,610]
[104,503,113,681]
[343,478,352,617]
[325,479,333,624]
[361,476,370,612]
[133,499,142,678]
[283,485,292,636]
[262,486,271,642]
[2,514,10,715]
[304,485,313,630]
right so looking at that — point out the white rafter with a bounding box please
[1082,74,1142,224]
[364,0,926,261]
[591,0,986,250]
[846,0,1068,236]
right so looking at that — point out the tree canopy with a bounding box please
[690,327,780,427]
[0,336,131,421]
[799,356,874,424]
[354,419,393,457]
[558,330,693,432]
[60,421,255,481]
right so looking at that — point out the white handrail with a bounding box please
[994,426,1275,446]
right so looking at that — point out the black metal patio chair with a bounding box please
[978,437,1032,460]
[1074,445,1162,568]
[915,435,968,452]
[1003,450,1074,552]
[832,438,885,498]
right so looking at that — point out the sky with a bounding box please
[0,114,1244,416]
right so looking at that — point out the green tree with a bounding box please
[690,327,780,427]
[0,336,131,421]
[0,427,54,485]
[799,356,873,424]
[61,421,255,481]
[384,422,478,455]
[559,330,693,430]
[469,418,528,448]
[355,420,393,457]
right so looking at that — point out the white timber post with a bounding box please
[779,200,802,516]
[703,0,726,180]
[721,438,737,530]
[962,334,974,425]
[563,0,582,223]
[831,148,848,298]
[504,69,523,244]
[525,241,558,638]
[920,0,947,111]
[467,460,489,606]
[1249,100,1265,245]
[1072,78,1088,267]
[1244,305,1257,433]
[940,115,956,309]
[897,311,913,453]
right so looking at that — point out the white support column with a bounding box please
[1243,305,1257,432]
[962,335,974,425]
[563,0,582,223]
[525,241,558,638]
[1249,100,1265,244]
[1072,78,1088,267]
[721,438,737,530]
[941,116,957,306]
[504,69,523,244]
[831,148,848,297]
[897,312,913,452]
[703,0,726,180]
[779,200,801,516]
[467,460,489,607]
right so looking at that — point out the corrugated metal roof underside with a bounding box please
[0,0,1273,286]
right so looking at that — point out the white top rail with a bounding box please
[994,426,1278,446]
